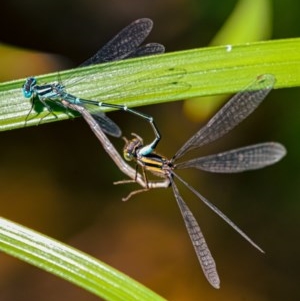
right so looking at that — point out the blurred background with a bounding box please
[0,0,299,300]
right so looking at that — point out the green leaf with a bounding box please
[211,0,272,45]
[0,38,300,131]
[0,217,166,301]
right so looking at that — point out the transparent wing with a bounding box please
[90,111,121,137]
[80,18,158,66]
[173,74,276,160]
[63,67,185,137]
[171,181,220,289]
[126,43,165,58]
[64,18,163,89]
[172,172,264,253]
[176,142,287,172]
[75,67,189,114]
[58,92,121,137]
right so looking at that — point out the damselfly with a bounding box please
[121,74,287,288]
[22,18,165,138]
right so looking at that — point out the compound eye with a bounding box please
[23,89,32,98]
[123,151,133,161]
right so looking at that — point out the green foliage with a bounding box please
[1,38,300,131]
[0,217,167,301]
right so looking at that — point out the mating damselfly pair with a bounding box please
[22,18,286,288]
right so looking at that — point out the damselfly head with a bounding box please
[22,77,37,98]
[123,133,144,161]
